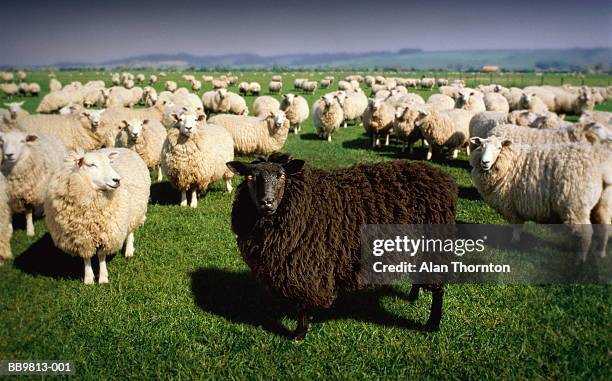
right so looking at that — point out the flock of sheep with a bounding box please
[0,69,610,288]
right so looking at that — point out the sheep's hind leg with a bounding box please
[224,175,233,193]
[25,208,34,236]
[294,305,312,341]
[98,252,108,284]
[385,134,390,146]
[83,257,94,285]
[180,191,188,207]
[125,232,135,257]
[190,189,198,208]
[156,166,163,182]
[424,285,444,331]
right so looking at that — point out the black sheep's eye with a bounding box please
[246,175,254,181]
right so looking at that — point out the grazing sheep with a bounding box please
[17,113,108,151]
[579,110,612,127]
[338,80,352,91]
[3,101,28,120]
[227,154,458,339]
[0,130,67,236]
[393,104,426,153]
[115,119,167,181]
[469,111,536,139]
[319,79,332,88]
[212,78,228,89]
[101,87,143,108]
[336,90,368,127]
[385,92,425,108]
[501,87,525,111]
[161,113,234,207]
[420,77,435,89]
[202,89,247,115]
[363,98,395,147]
[294,78,306,90]
[249,82,261,96]
[0,173,11,265]
[414,108,472,160]
[209,111,289,155]
[438,86,460,99]
[191,80,202,92]
[149,75,158,84]
[44,148,150,284]
[550,87,594,116]
[238,82,249,96]
[470,136,611,257]
[0,83,19,98]
[426,94,455,111]
[483,92,510,113]
[165,81,178,93]
[437,78,449,87]
[268,81,282,94]
[301,81,318,94]
[523,86,557,110]
[280,93,309,133]
[143,86,158,107]
[488,123,606,145]
[49,78,62,92]
[456,90,486,112]
[135,74,145,83]
[253,96,280,117]
[312,94,344,142]
[519,93,548,114]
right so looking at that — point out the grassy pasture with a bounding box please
[0,70,610,380]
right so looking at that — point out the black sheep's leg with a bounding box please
[424,285,444,331]
[407,284,420,302]
[294,305,311,340]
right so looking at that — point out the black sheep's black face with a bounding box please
[226,159,305,216]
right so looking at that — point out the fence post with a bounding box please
[561,76,564,86]
[540,74,544,86]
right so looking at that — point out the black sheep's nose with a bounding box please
[112,178,120,185]
[262,198,274,207]
[4,153,13,159]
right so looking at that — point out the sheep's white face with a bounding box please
[271,111,286,128]
[0,131,36,166]
[322,94,335,107]
[586,123,612,141]
[521,93,532,103]
[370,99,382,111]
[218,89,228,99]
[176,113,205,136]
[77,151,121,191]
[414,110,429,127]
[284,94,295,104]
[470,136,511,171]
[123,119,147,141]
[395,106,406,119]
[4,101,24,118]
[82,109,105,128]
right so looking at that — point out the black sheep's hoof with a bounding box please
[407,293,419,303]
[293,329,307,341]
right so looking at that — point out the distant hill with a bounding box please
[46,48,612,71]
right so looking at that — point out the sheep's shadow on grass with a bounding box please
[13,233,113,280]
[299,133,324,141]
[150,181,179,205]
[458,186,481,201]
[190,268,427,339]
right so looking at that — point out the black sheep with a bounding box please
[227,154,458,339]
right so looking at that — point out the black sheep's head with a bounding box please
[227,154,305,216]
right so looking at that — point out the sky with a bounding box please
[0,0,610,65]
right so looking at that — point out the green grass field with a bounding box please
[1,71,611,380]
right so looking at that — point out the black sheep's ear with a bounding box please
[283,159,305,175]
[226,161,251,176]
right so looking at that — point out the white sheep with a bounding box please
[149,75,158,84]
[268,81,282,93]
[0,173,11,265]
[209,111,290,154]
[253,96,281,117]
[483,92,510,113]
[301,81,318,94]
[249,82,261,96]
[488,123,606,145]
[0,83,18,98]
[363,98,395,147]
[393,104,426,153]
[414,108,472,160]
[44,148,150,284]
[312,94,344,142]
[470,136,611,256]
[469,111,536,139]
[420,78,435,89]
[426,94,455,111]
[49,78,62,92]
[280,93,309,133]
[579,110,612,127]
[0,130,67,236]
[101,87,143,108]
[456,90,486,112]
[165,81,178,92]
[238,82,249,96]
[115,119,167,181]
[135,73,145,83]
[519,93,548,113]
[335,90,368,128]
[161,113,234,208]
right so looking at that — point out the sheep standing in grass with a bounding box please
[456,90,486,112]
[0,173,12,265]
[519,93,548,114]
[115,119,167,181]
[335,90,368,128]
[165,81,178,93]
[0,84,18,98]
[551,87,594,116]
[238,82,249,96]
[393,104,426,153]
[468,111,536,139]
[227,154,458,339]
[470,136,611,256]
[312,94,344,142]
[415,108,472,160]
[44,148,150,284]
[280,94,309,133]
[269,81,282,94]
[49,78,62,92]
[363,98,394,147]
[488,123,606,145]
[420,77,435,89]
[209,111,289,155]
[161,113,234,207]
[253,96,280,117]
[301,81,317,94]
[249,82,261,96]
[0,131,67,236]
[483,92,510,113]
